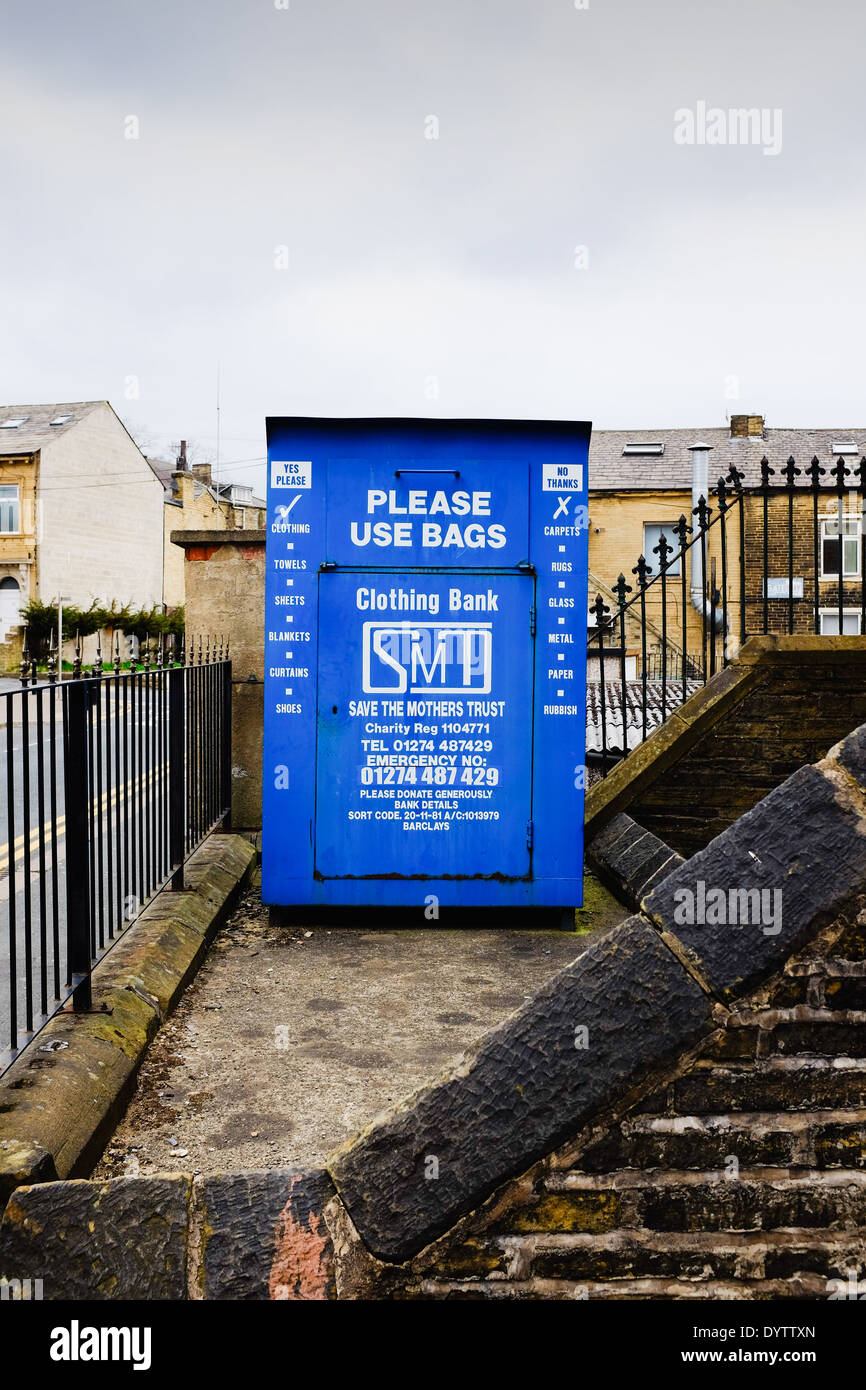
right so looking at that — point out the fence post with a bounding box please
[63,679,92,1011]
[220,657,232,830]
[726,465,747,647]
[169,663,185,890]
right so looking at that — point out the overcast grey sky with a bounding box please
[2,0,863,492]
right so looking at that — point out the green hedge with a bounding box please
[19,601,185,662]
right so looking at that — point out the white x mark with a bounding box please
[553,496,571,519]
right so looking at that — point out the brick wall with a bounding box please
[629,640,866,854]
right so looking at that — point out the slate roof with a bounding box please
[146,458,176,492]
[0,404,170,491]
[147,459,267,511]
[0,401,103,453]
[586,679,701,755]
[589,427,866,492]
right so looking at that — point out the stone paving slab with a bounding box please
[93,873,626,1179]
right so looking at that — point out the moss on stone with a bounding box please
[572,872,629,939]
[510,1191,621,1234]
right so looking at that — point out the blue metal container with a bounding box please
[263,417,590,911]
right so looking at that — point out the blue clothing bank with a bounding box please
[263,417,590,913]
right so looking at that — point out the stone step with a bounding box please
[510,1226,866,1285]
[512,1169,866,1235]
[707,1010,866,1062]
[774,961,866,1012]
[769,1020,866,1057]
[574,1110,866,1173]
[671,1059,866,1113]
[408,1273,829,1300]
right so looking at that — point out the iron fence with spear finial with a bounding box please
[0,634,232,1075]
[587,455,866,774]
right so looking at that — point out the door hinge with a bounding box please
[526,819,534,850]
[529,606,536,636]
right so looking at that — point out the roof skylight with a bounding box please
[0,417,28,429]
[622,443,665,456]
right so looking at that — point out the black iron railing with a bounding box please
[751,455,866,639]
[588,456,866,773]
[1,637,231,1074]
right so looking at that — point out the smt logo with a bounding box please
[362,621,492,695]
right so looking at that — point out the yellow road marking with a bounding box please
[0,766,167,874]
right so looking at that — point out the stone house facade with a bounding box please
[588,414,866,671]
[154,458,266,610]
[0,401,164,659]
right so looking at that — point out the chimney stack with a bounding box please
[730,414,764,438]
[178,439,188,470]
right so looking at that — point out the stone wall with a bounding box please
[384,907,866,1300]
[587,635,866,856]
[742,489,863,636]
[172,530,265,828]
[164,476,267,610]
[0,835,256,1211]
[6,725,866,1298]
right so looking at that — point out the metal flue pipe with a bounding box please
[689,442,725,633]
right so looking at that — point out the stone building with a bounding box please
[0,401,164,661]
[588,414,866,674]
[153,452,266,609]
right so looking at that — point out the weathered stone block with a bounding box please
[703,1024,759,1062]
[813,1122,866,1168]
[829,914,866,960]
[644,766,866,1001]
[638,1175,866,1233]
[585,812,634,863]
[827,977,866,1010]
[673,1063,866,1114]
[508,1190,622,1234]
[0,1177,190,1299]
[328,917,712,1263]
[833,723,866,792]
[574,1120,795,1173]
[0,1142,57,1214]
[763,1237,866,1282]
[199,1169,336,1300]
[769,1021,866,1057]
[589,814,684,907]
[434,1237,507,1278]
